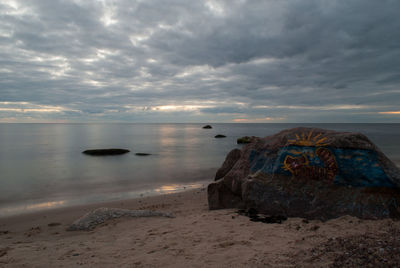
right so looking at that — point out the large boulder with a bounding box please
[208,127,400,220]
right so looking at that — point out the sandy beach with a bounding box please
[1,187,400,267]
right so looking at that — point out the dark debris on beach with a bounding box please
[292,224,400,267]
[237,208,288,224]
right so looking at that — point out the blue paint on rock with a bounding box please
[334,148,394,187]
[249,149,276,174]
[249,146,395,188]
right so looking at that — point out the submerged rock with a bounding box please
[215,134,227,138]
[208,127,400,220]
[202,125,212,129]
[67,208,174,231]
[82,149,130,156]
[135,153,152,156]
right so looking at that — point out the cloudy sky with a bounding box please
[0,0,399,123]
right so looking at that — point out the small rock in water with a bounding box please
[135,153,151,156]
[82,149,130,156]
[215,134,226,138]
[202,125,212,129]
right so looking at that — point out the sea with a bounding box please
[0,123,399,217]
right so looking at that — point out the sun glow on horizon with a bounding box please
[233,116,285,123]
[379,111,400,115]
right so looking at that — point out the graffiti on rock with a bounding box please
[282,131,338,181]
[287,130,330,147]
[282,147,338,182]
[249,131,395,188]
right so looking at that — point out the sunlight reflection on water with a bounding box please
[0,181,207,218]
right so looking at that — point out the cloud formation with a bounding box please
[0,0,399,122]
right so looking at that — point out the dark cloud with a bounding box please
[0,0,399,122]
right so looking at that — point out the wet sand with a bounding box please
[1,188,399,267]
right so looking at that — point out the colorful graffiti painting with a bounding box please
[283,131,337,181]
[249,131,395,188]
[287,130,330,147]
[282,147,338,181]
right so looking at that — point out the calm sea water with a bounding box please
[0,123,399,217]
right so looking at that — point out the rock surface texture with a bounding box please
[208,127,400,220]
[67,208,174,231]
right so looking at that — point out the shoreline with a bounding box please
[0,180,210,219]
[1,187,400,267]
[0,185,209,231]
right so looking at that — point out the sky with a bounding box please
[0,0,399,123]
